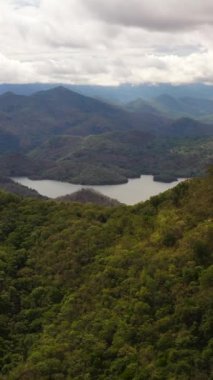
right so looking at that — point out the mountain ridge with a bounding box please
[1,82,213,101]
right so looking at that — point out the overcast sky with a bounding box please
[0,0,213,85]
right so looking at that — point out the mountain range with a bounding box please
[1,82,213,102]
[0,86,212,186]
[127,95,213,121]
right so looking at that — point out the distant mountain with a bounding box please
[0,83,57,96]
[1,82,213,102]
[125,97,174,133]
[0,86,212,185]
[126,97,162,115]
[0,86,168,151]
[168,117,213,137]
[150,94,213,119]
[127,94,213,120]
[0,87,131,149]
[152,94,185,115]
[57,188,121,207]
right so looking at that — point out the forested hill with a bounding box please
[57,188,121,206]
[0,171,212,380]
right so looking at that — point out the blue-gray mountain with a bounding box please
[0,86,212,185]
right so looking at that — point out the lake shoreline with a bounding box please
[18,171,185,186]
[12,175,186,205]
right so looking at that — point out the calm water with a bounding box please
[12,176,185,205]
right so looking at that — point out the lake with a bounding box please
[12,175,186,205]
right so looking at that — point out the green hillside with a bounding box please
[0,170,212,380]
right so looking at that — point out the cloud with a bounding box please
[13,0,40,8]
[0,53,36,83]
[83,0,213,31]
[0,0,213,84]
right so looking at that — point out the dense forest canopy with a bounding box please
[0,170,212,379]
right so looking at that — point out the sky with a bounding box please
[0,0,213,85]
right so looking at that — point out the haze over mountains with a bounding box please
[0,85,212,188]
[1,83,213,103]
[127,95,213,122]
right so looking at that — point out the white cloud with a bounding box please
[0,52,36,82]
[0,0,213,84]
